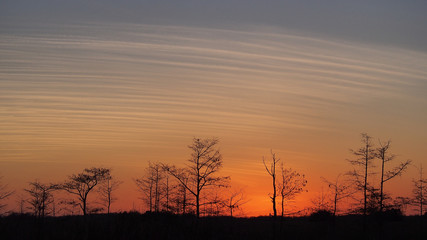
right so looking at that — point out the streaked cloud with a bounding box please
[1,23,426,162]
[1,22,426,215]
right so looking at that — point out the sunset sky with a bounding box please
[1,1,427,216]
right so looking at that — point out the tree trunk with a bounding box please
[363,142,369,234]
[83,199,87,216]
[363,146,369,217]
[149,184,153,212]
[421,166,424,216]
[333,192,337,217]
[196,154,201,218]
[166,177,169,211]
[272,173,277,218]
[380,155,385,213]
[182,186,187,214]
[107,178,111,214]
[196,193,200,218]
[281,195,284,218]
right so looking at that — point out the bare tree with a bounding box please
[135,162,165,212]
[58,199,80,216]
[135,176,153,212]
[376,139,411,213]
[16,194,26,215]
[163,174,171,212]
[170,172,191,214]
[152,163,164,212]
[347,133,375,219]
[322,174,352,216]
[263,150,280,218]
[223,188,248,217]
[365,187,391,214]
[25,180,57,217]
[61,167,110,215]
[0,176,14,213]
[98,174,122,214]
[412,164,427,216]
[163,137,230,218]
[279,163,307,217]
[203,192,224,216]
[393,196,412,215]
[311,188,331,213]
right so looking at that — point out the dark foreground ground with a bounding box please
[1,212,426,240]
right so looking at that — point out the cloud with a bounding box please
[1,23,426,163]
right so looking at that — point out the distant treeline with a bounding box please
[0,134,426,220]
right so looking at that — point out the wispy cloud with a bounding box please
[1,23,426,164]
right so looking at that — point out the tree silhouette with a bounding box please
[16,194,26,215]
[223,188,248,217]
[98,173,122,214]
[171,171,191,214]
[321,174,352,216]
[203,192,224,216]
[163,174,170,212]
[163,138,230,218]
[25,180,57,217]
[263,150,279,218]
[279,163,307,217]
[61,167,110,215]
[347,133,375,223]
[311,188,331,213]
[135,162,166,212]
[0,176,14,214]
[376,139,411,213]
[393,196,412,215]
[412,164,427,216]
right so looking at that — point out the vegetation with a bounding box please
[1,212,426,240]
[263,151,280,218]
[60,167,111,215]
[163,138,230,218]
[0,135,425,239]
[25,181,57,218]
[0,176,14,214]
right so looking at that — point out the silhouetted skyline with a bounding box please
[1,1,426,216]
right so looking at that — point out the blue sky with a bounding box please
[2,0,427,51]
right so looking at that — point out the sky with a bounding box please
[1,1,427,216]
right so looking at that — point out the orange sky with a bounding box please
[1,22,426,216]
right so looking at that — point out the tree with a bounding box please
[322,174,352,216]
[0,176,14,213]
[203,192,224,216]
[279,163,307,217]
[58,199,80,215]
[263,150,280,218]
[223,188,248,217]
[61,167,110,215]
[163,137,230,218]
[163,174,170,212]
[412,164,427,216]
[170,171,191,214]
[98,174,122,214]
[135,162,165,212]
[376,139,411,213]
[393,196,412,215]
[25,180,57,217]
[347,133,375,219]
[16,194,26,215]
[311,188,331,213]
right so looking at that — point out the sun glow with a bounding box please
[1,22,426,216]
